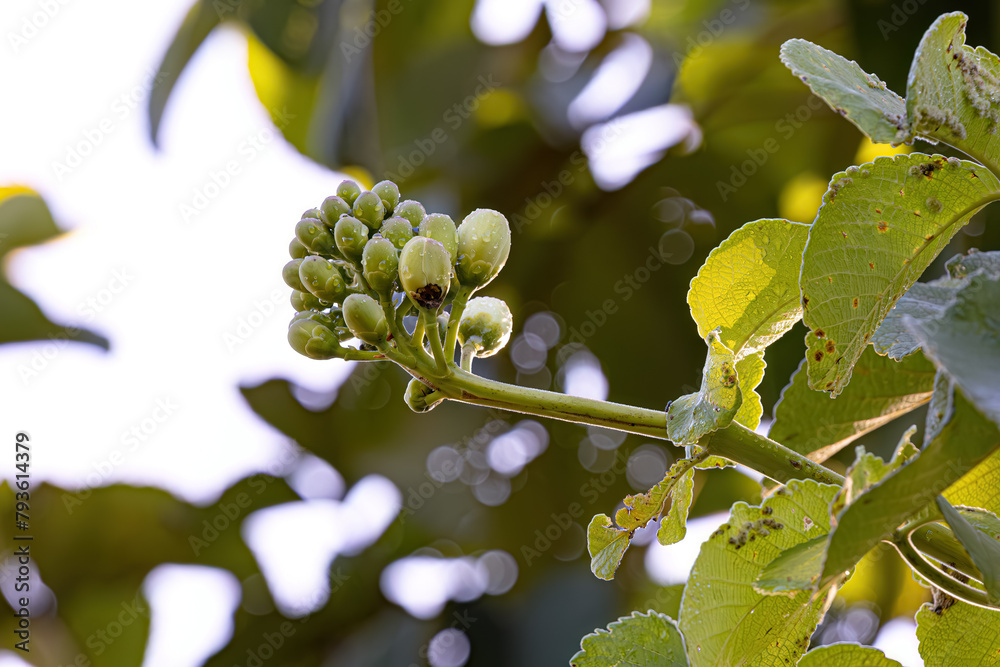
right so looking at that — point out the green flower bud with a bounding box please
[288,317,341,360]
[404,378,444,413]
[456,209,511,289]
[282,259,306,291]
[319,195,351,225]
[336,180,362,206]
[399,236,453,311]
[394,199,426,227]
[302,207,323,220]
[352,191,386,230]
[295,217,338,255]
[289,238,308,259]
[334,215,369,261]
[362,235,399,294]
[299,256,348,303]
[372,180,400,213]
[290,310,339,331]
[290,290,330,312]
[343,293,388,345]
[458,296,513,357]
[419,213,458,263]
[380,216,415,250]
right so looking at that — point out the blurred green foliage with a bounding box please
[5,0,1000,664]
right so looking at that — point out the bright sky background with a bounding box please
[0,0,922,665]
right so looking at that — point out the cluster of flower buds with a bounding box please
[283,179,515,410]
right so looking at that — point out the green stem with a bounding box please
[445,286,473,364]
[423,311,448,374]
[460,343,476,372]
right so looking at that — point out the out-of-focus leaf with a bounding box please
[667,330,742,445]
[688,218,810,359]
[0,188,108,349]
[906,12,1000,175]
[148,0,223,146]
[800,153,999,395]
[916,600,1000,666]
[798,643,903,666]
[937,498,1000,604]
[679,480,840,667]
[780,39,910,144]
[771,349,935,461]
[571,610,688,666]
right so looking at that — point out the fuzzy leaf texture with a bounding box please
[779,39,910,144]
[571,611,688,667]
[798,644,902,667]
[679,480,839,667]
[800,153,999,395]
[917,601,1000,666]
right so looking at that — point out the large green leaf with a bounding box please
[906,12,1000,175]
[916,601,1000,666]
[679,480,839,667]
[667,331,742,445]
[937,498,1000,604]
[770,349,935,461]
[687,218,811,359]
[872,281,965,360]
[906,271,1000,428]
[800,153,1000,395]
[571,610,688,666]
[820,390,1000,586]
[779,39,910,145]
[798,643,902,667]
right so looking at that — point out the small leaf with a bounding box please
[800,153,1000,395]
[906,12,1000,176]
[780,39,910,144]
[571,610,688,666]
[831,434,918,517]
[687,218,810,359]
[770,348,935,461]
[667,330,742,445]
[820,390,1000,587]
[679,480,840,667]
[148,0,223,146]
[916,600,1000,666]
[587,514,630,581]
[937,498,1000,604]
[658,469,695,546]
[905,271,1000,428]
[798,643,902,667]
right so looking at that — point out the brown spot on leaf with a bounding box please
[814,351,824,362]
[852,297,859,308]
[869,262,875,270]
[815,329,825,338]
[825,341,835,353]
[877,220,888,232]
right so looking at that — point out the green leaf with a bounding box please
[687,218,810,359]
[754,535,827,594]
[798,643,903,667]
[667,330,742,445]
[588,458,702,579]
[905,271,1000,428]
[0,189,108,349]
[906,12,1000,175]
[679,480,839,667]
[800,153,1000,395]
[770,348,935,461]
[587,514,631,582]
[657,469,695,546]
[937,498,1000,604]
[733,353,765,430]
[946,447,1000,515]
[571,610,689,667]
[780,39,910,145]
[820,390,1000,586]
[916,601,1000,666]
[148,0,222,146]
[831,434,919,517]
